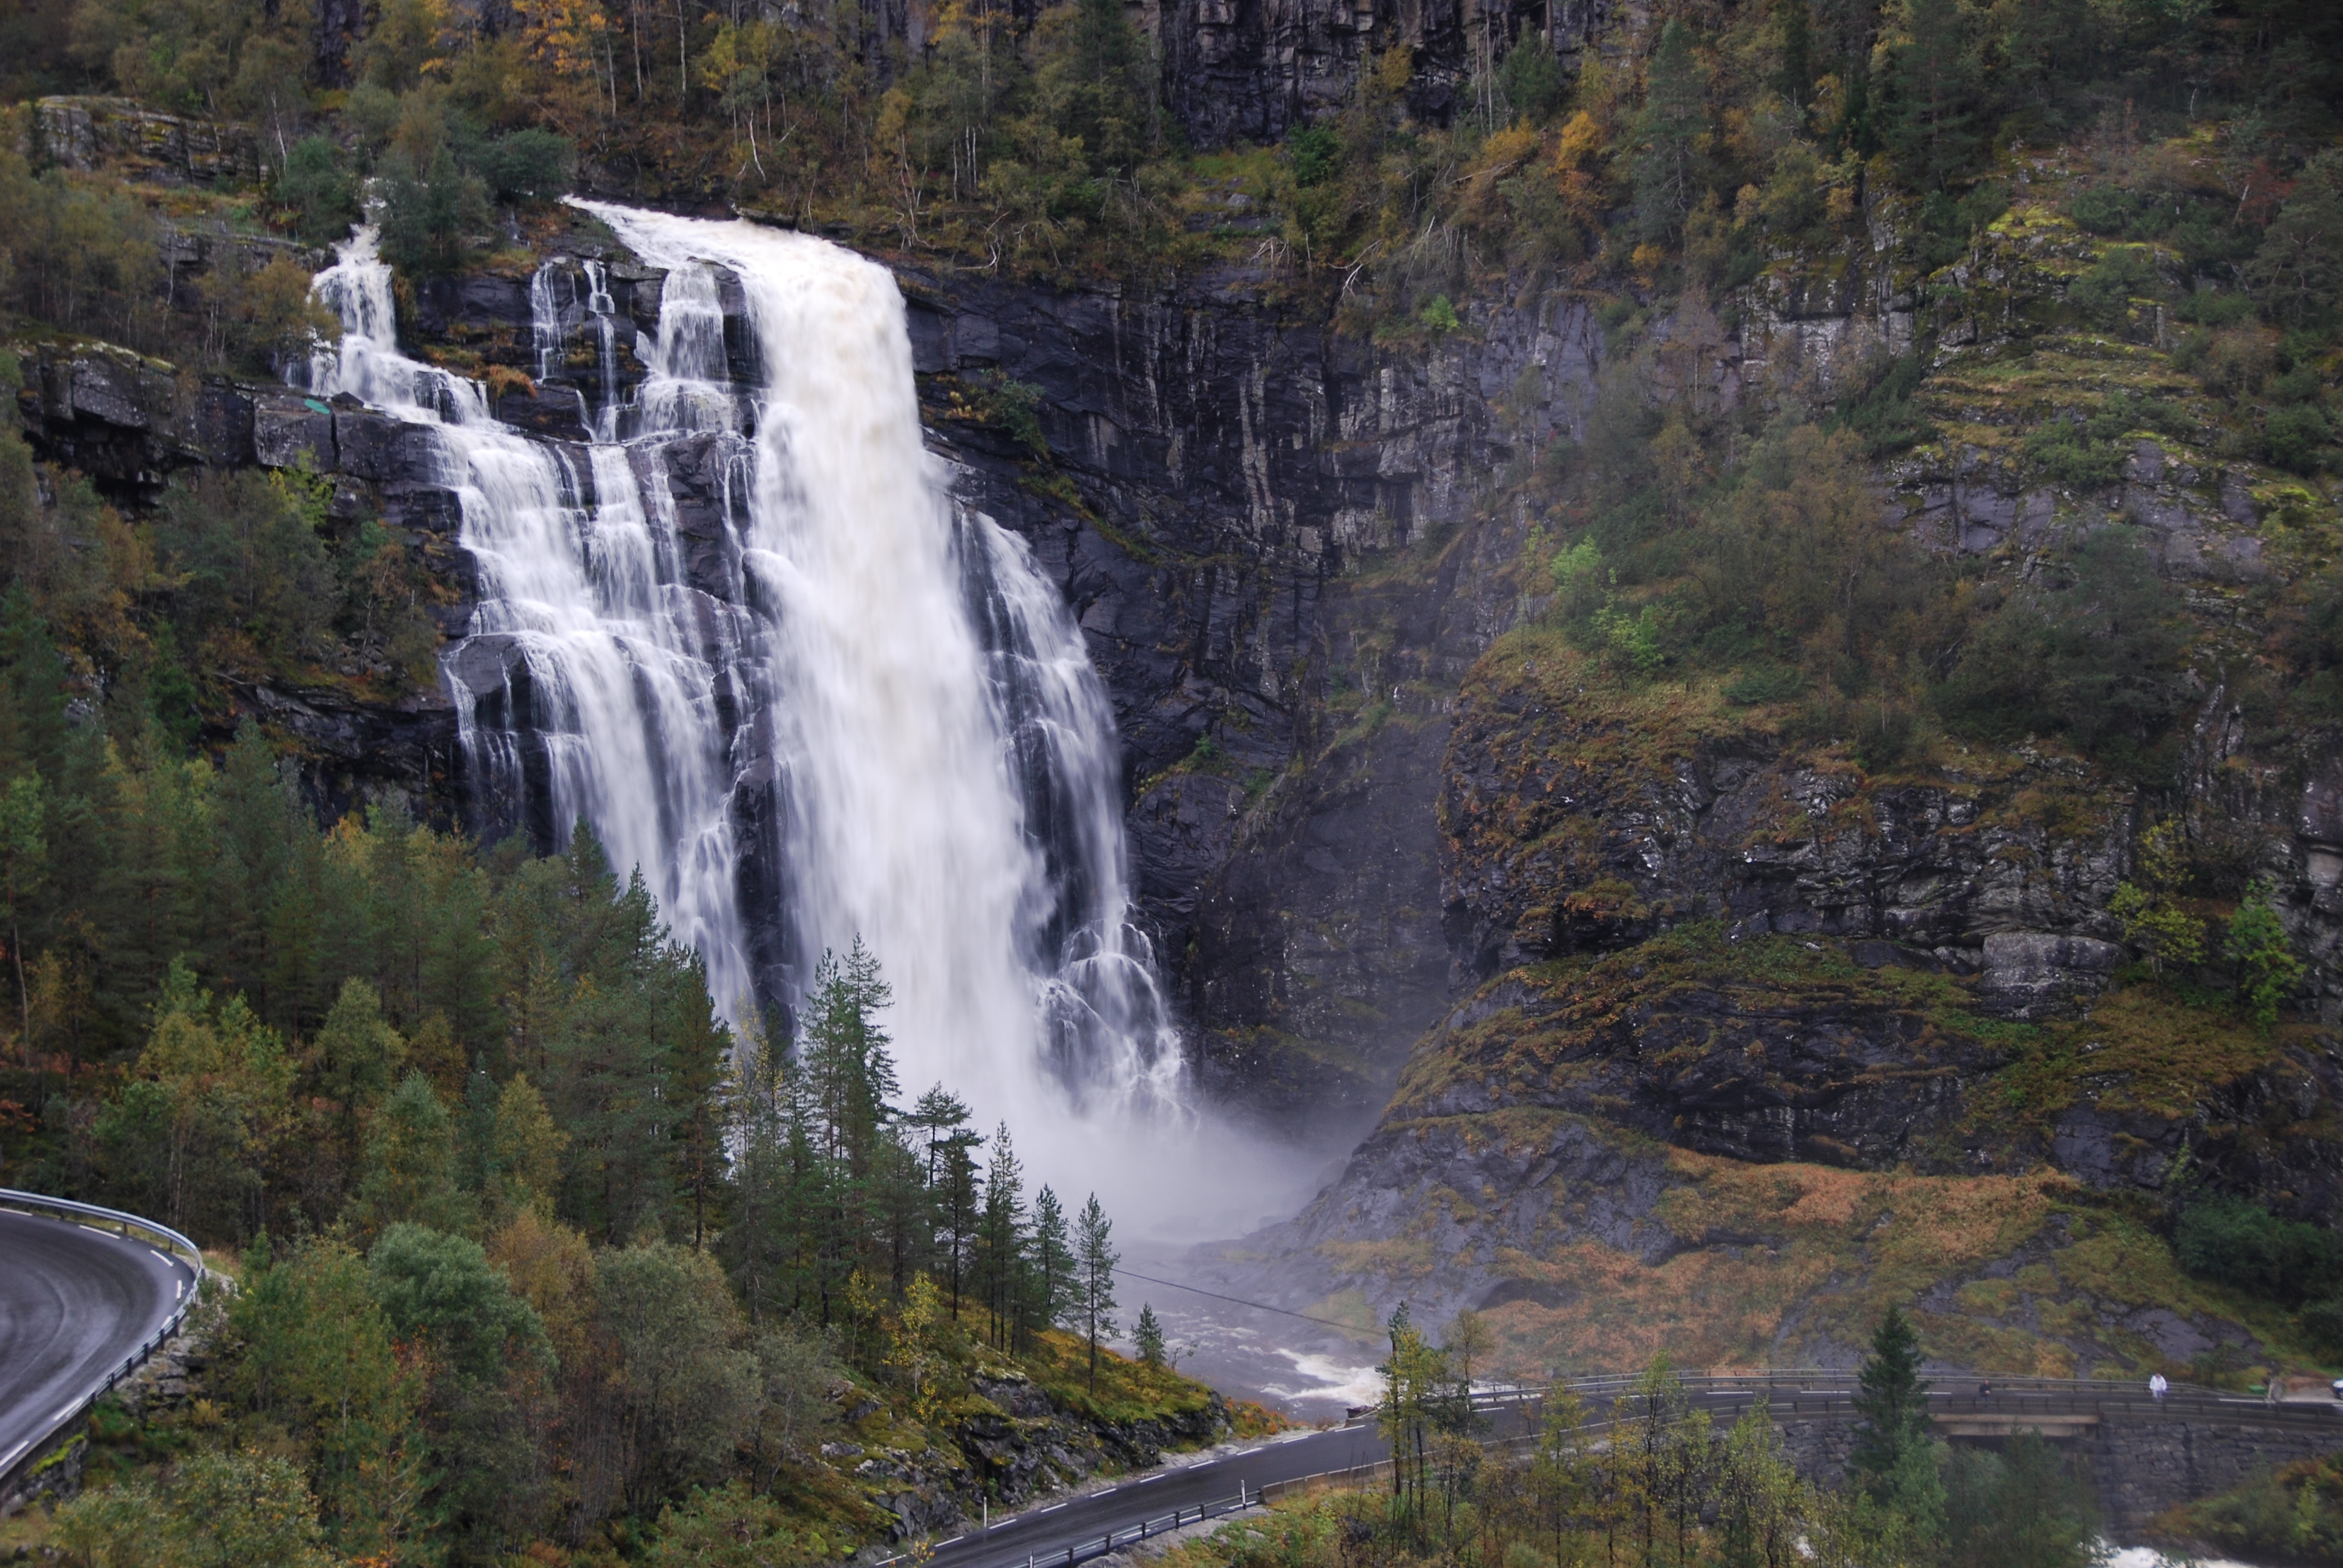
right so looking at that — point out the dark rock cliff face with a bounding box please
[11,340,467,817]
[894,261,1602,1115]
[1144,0,1615,147]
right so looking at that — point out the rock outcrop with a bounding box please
[34,96,266,186]
[11,341,465,814]
[847,1373,1229,1538]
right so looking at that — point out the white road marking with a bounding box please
[1039,1503,1067,1514]
[936,1538,963,1547]
[1095,1487,1116,1496]
[148,1249,169,1266]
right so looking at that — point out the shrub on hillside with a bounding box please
[2174,1197,2343,1305]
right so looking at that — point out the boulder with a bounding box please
[252,394,337,470]
[1978,931,2126,1019]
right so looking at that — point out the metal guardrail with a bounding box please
[0,1189,206,1489]
[875,1486,1268,1568]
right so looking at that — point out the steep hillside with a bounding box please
[1203,130,2343,1381]
[3,0,2343,1544]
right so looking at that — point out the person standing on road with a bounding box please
[2149,1373,2168,1403]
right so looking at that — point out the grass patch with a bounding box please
[1018,1328,1218,1427]
[1982,981,2290,1122]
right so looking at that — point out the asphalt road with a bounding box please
[926,1424,1386,1568]
[919,1379,2343,1568]
[0,1207,198,1474]
[925,1402,1545,1568]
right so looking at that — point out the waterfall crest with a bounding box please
[307,211,1208,1205]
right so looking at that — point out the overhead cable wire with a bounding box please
[1112,1267,1372,1333]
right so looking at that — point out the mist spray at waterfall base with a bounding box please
[306,203,1323,1244]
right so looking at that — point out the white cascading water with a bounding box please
[304,209,1275,1221]
[309,228,755,1014]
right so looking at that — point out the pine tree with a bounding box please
[903,1083,976,1298]
[936,1122,983,1321]
[1886,0,1976,192]
[353,1071,474,1235]
[975,1122,1029,1347]
[1851,1304,1930,1486]
[487,1072,566,1221]
[1772,0,1812,115]
[312,978,406,1174]
[799,938,900,1177]
[1075,1192,1118,1389]
[205,722,290,1008]
[1031,1184,1075,1331]
[906,1084,972,1189]
[1134,1303,1165,1367]
[1630,19,1708,245]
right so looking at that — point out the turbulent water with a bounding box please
[303,212,1281,1224]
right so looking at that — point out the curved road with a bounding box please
[921,1378,2343,1568]
[0,1207,198,1475]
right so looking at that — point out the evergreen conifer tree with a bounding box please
[1772,0,1812,115]
[354,1071,474,1235]
[906,1084,973,1189]
[1134,1303,1165,1366]
[1075,1192,1118,1389]
[1032,1184,1075,1331]
[796,939,897,1172]
[1631,19,1708,244]
[976,1122,1028,1348]
[936,1121,983,1320]
[1886,0,1976,192]
[1851,1304,1930,1486]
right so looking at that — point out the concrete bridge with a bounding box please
[1657,1371,2343,1534]
[1305,1371,2343,1538]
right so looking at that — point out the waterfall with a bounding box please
[309,229,755,1016]
[578,204,1189,1132]
[306,212,1223,1210]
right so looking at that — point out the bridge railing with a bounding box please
[1349,1368,2343,1432]
[1293,1373,2343,1502]
[0,1189,207,1492]
[1464,1368,2246,1408]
